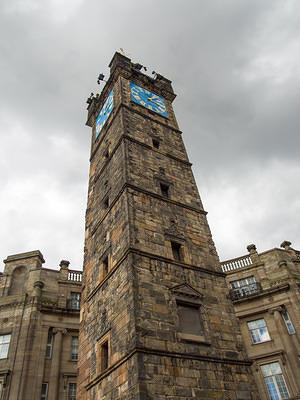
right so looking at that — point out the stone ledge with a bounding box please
[85,345,253,391]
[3,250,45,264]
[177,332,211,345]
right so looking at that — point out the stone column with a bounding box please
[269,307,300,393]
[33,326,49,399]
[48,328,66,400]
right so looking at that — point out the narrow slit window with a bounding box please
[45,331,53,358]
[104,197,109,209]
[281,310,295,334]
[104,148,109,159]
[171,241,182,261]
[41,383,48,400]
[103,256,109,276]
[71,337,79,360]
[152,139,160,149]
[101,341,109,371]
[160,183,169,198]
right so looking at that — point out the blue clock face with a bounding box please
[130,82,168,118]
[95,89,114,139]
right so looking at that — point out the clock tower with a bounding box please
[78,53,258,399]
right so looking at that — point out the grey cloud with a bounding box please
[0,0,299,269]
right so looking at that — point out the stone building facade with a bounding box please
[77,52,259,399]
[2,53,299,400]
[221,241,300,400]
[0,250,82,400]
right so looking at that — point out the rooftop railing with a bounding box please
[221,255,253,273]
[68,270,82,282]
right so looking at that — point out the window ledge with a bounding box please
[251,339,273,346]
[178,332,211,345]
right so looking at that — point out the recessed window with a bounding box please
[68,383,76,400]
[41,383,48,400]
[177,302,203,335]
[171,241,182,261]
[104,148,109,159]
[103,256,109,276]
[230,276,260,299]
[71,337,79,361]
[0,334,11,359]
[247,318,270,343]
[152,139,160,149]
[231,276,255,289]
[281,310,295,334]
[160,183,169,197]
[68,292,81,310]
[97,333,111,374]
[45,331,53,358]
[101,341,109,371]
[261,362,289,400]
[104,196,109,209]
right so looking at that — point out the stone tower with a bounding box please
[78,52,258,399]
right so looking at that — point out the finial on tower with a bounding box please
[120,48,130,57]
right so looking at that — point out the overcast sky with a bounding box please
[1,0,299,271]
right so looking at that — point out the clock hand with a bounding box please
[148,96,162,105]
[103,101,111,114]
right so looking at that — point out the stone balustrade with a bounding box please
[221,255,253,272]
[68,270,82,282]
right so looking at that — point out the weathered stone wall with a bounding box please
[79,52,259,399]
[0,251,80,399]
[223,244,300,399]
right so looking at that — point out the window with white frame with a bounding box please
[0,334,11,359]
[45,331,53,358]
[231,276,255,289]
[230,276,260,298]
[281,310,295,334]
[68,383,76,400]
[71,337,78,361]
[261,362,289,400]
[41,382,48,400]
[247,318,270,343]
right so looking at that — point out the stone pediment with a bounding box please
[170,283,203,302]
